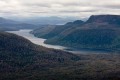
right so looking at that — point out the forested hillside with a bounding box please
[43,15,120,51]
[31,20,84,39]
[0,32,120,80]
[0,32,80,80]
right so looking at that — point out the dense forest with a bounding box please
[0,32,120,80]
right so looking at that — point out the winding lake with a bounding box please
[7,29,110,54]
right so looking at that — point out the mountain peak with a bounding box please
[86,15,120,24]
[65,20,84,26]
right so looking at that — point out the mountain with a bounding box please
[32,15,120,51]
[0,32,120,80]
[86,15,120,25]
[30,25,56,38]
[31,20,84,39]
[16,16,80,25]
[0,17,39,31]
[0,17,19,24]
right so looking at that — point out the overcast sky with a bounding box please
[0,0,120,18]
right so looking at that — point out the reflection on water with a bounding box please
[7,29,111,54]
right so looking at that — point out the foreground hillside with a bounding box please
[0,32,80,80]
[0,32,120,80]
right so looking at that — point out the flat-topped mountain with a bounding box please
[86,15,120,25]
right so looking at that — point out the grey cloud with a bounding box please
[59,9,98,13]
[101,5,120,9]
[23,3,51,8]
[0,0,120,18]
[26,11,48,14]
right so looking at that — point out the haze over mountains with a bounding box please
[0,17,39,31]
[16,16,81,25]
[0,16,81,31]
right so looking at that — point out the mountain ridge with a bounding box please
[31,15,120,51]
[0,17,39,31]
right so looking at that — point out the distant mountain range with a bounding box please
[0,16,82,31]
[0,17,19,24]
[32,15,120,51]
[0,17,40,31]
[15,16,82,25]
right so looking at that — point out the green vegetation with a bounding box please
[45,28,120,51]
[31,15,120,51]
[0,15,120,80]
[30,25,56,38]
[0,32,120,80]
[31,20,84,39]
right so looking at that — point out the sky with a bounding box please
[0,0,120,18]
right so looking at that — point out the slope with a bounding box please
[45,15,120,51]
[0,32,120,80]
[31,20,84,39]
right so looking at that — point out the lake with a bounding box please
[7,29,111,54]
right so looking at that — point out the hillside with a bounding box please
[0,32,81,80]
[0,32,79,62]
[30,25,56,38]
[44,15,120,51]
[0,32,120,80]
[31,20,84,39]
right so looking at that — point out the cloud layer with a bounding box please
[0,0,120,18]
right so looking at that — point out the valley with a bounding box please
[32,15,120,52]
[1,0,120,80]
[0,15,120,80]
[8,29,111,54]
